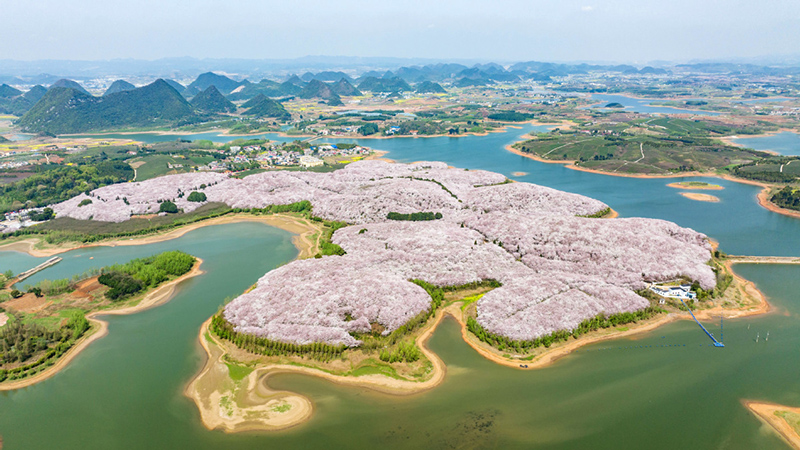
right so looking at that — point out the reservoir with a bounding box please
[1,126,798,449]
[585,94,721,116]
[732,131,800,156]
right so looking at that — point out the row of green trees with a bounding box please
[578,207,612,218]
[210,314,347,361]
[386,211,443,221]
[487,111,537,122]
[98,251,196,301]
[0,161,134,214]
[379,341,421,363]
[0,311,90,382]
[467,306,662,354]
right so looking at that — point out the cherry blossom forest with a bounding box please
[52,161,715,346]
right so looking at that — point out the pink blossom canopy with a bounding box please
[50,160,714,345]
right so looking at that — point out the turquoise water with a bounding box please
[586,94,721,116]
[733,131,800,156]
[1,126,799,449]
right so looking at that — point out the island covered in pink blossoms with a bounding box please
[51,160,716,347]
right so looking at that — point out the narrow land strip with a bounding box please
[744,401,800,449]
[0,258,205,391]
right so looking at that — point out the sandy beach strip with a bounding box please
[744,401,800,449]
[667,182,724,190]
[680,192,721,202]
[757,189,800,220]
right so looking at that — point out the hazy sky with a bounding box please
[4,0,800,63]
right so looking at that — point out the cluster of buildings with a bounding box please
[0,153,63,170]
[0,160,31,170]
[194,142,372,172]
[1,208,45,234]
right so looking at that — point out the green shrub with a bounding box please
[187,191,207,202]
[98,271,144,300]
[159,201,178,214]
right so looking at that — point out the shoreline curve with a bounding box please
[504,144,800,221]
[744,400,800,449]
[187,261,769,432]
[0,258,205,391]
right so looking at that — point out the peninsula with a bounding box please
[3,158,766,431]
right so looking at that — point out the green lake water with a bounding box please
[1,127,799,449]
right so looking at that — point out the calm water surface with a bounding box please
[1,126,799,449]
[586,94,721,116]
[733,131,800,156]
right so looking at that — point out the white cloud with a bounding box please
[581,5,594,12]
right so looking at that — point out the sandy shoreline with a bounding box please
[0,213,322,258]
[0,258,205,391]
[680,192,720,202]
[505,144,800,220]
[185,305,450,432]
[187,257,770,432]
[744,401,800,449]
[719,128,799,150]
[667,182,724,190]
[757,189,800,220]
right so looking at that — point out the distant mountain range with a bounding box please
[0,84,47,116]
[10,56,800,135]
[18,79,199,134]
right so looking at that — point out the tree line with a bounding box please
[386,211,443,221]
[0,161,134,214]
[0,311,89,382]
[210,314,347,362]
[98,250,196,301]
[771,186,800,211]
[467,306,662,354]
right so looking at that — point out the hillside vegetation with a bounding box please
[18,80,198,134]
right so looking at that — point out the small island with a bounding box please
[680,192,721,202]
[667,181,724,190]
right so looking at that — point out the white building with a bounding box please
[299,155,324,168]
[649,284,697,300]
